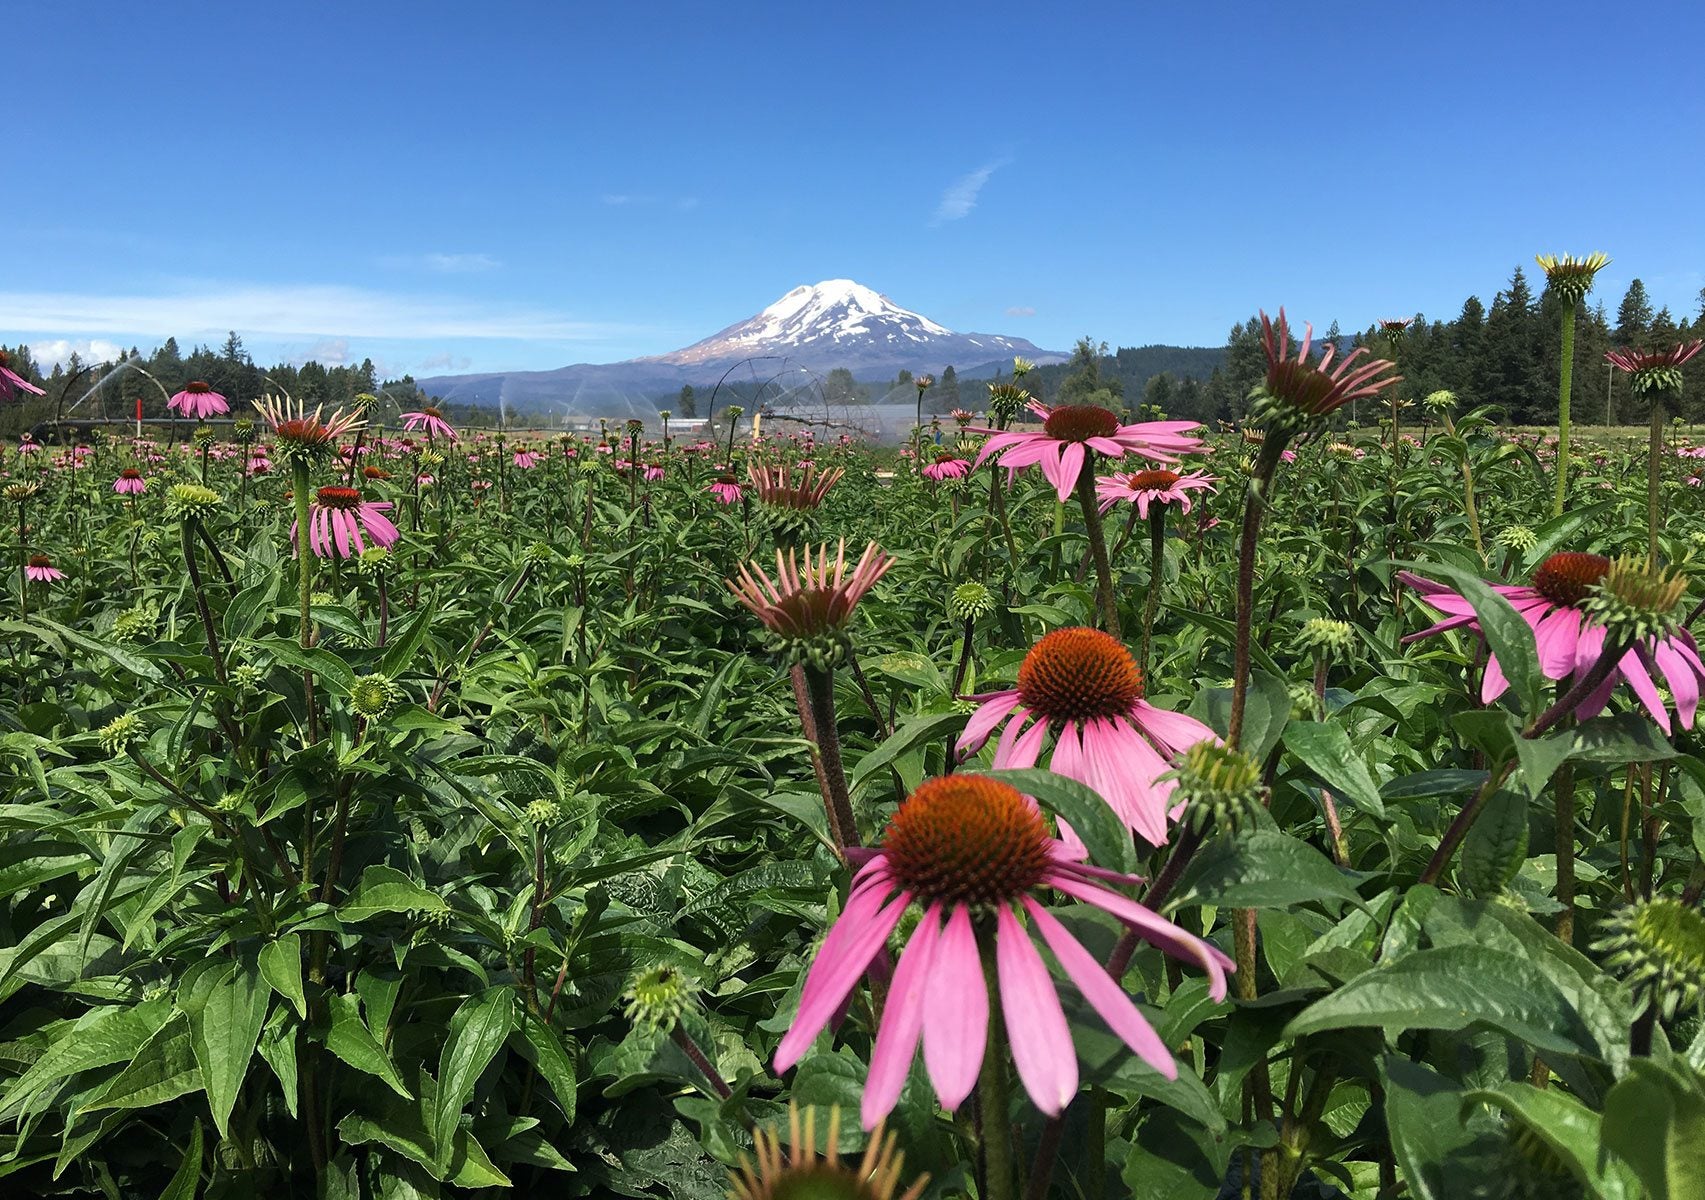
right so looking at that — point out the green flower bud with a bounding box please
[1585,555,1687,644]
[624,964,695,1033]
[349,673,401,719]
[1295,617,1356,658]
[1594,896,1705,1021]
[948,581,997,623]
[165,482,223,523]
[1169,740,1265,836]
[97,712,143,757]
[525,798,562,827]
[1495,525,1538,552]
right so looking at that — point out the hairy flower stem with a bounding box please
[950,616,978,696]
[1073,455,1122,639]
[1554,760,1577,944]
[180,521,229,688]
[1138,508,1167,676]
[978,940,1016,1200]
[1650,391,1666,560]
[803,664,861,851]
[1228,439,1286,746]
[671,1025,733,1099]
[1553,304,1576,517]
[789,665,845,850]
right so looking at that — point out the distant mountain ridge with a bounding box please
[418,280,1069,414]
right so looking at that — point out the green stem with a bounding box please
[1073,453,1121,639]
[1138,508,1166,676]
[1553,304,1576,517]
[803,664,860,850]
[1228,439,1286,747]
[1650,389,1665,561]
[978,939,1016,1200]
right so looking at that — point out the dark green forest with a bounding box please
[7,266,1703,435]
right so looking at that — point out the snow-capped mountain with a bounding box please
[418,280,1064,411]
[639,279,1056,375]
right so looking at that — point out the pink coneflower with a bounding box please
[921,452,970,482]
[1095,468,1217,517]
[1399,552,1705,733]
[246,454,273,476]
[168,381,229,420]
[512,449,541,469]
[1605,341,1704,388]
[113,468,147,495]
[773,774,1233,1127]
[253,396,364,465]
[24,555,63,583]
[18,438,41,456]
[0,350,45,401]
[1256,309,1402,426]
[643,463,665,482]
[949,408,977,427]
[707,474,744,504]
[294,486,400,559]
[748,459,845,512]
[728,540,893,641]
[399,406,458,442]
[957,627,1217,847]
[971,402,1203,502]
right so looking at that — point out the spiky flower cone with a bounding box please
[1538,254,1610,517]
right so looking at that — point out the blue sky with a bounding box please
[6,0,1704,379]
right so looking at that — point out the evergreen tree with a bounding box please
[1143,371,1177,415]
[936,365,960,412]
[677,384,696,418]
[1616,279,1653,346]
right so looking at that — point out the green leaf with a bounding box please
[1282,721,1385,817]
[1171,830,1364,912]
[0,997,172,1120]
[432,988,515,1172]
[511,1018,578,1125]
[1190,671,1292,763]
[987,767,1138,875]
[324,992,411,1098]
[1466,1082,1641,1200]
[86,1014,204,1113]
[157,1119,203,1200]
[1397,559,1541,715]
[259,934,307,1019]
[1512,720,1573,800]
[1602,1059,1705,1200]
[179,956,270,1139]
[850,710,965,795]
[5,616,164,682]
[1286,944,1601,1060]
[340,864,450,923]
[1459,789,1529,895]
[1382,1057,1504,1200]
[1572,712,1677,764]
[381,598,439,677]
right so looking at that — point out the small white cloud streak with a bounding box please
[1005,305,1036,318]
[933,159,1010,224]
[0,283,650,343]
[375,252,501,273]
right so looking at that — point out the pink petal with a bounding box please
[1047,873,1233,999]
[774,884,907,1071]
[958,691,1022,757]
[921,903,987,1112]
[862,903,941,1128]
[1023,896,1175,1078]
[995,903,1077,1116]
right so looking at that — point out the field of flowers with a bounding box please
[3,317,1705,1200]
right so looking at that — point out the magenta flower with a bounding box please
[113,468,147,495]
[246,453,272,476]
[643,464,665,482]
[727,541,893,640]
[972,401,1203,501]
[707,474,744,505]
[1096,467,1217,517]
[1258,309,1401,422]
[748,460,845,512]
[773,774,1232,1128]
[167,381,230,420]
[512,449,541,469]
[0,350,45,401]
[400,406,458,442]
[958,627,1218,847]
[24,555,64,583]
[1604,341,1704,391]
[1400,552,1705,733]
[293,486,400,559]
[921,452,971,482]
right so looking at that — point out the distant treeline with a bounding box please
[9,267,1702,436]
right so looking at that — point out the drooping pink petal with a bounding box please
[1047,873,1234,1000]
[774,885,908,1071]
[995,903,1078,1116]
[1128,701,1217,760]
[862,903,941,1128]
[1023,896,1175,1078]
[993,712,1049,770]
[958,691,1023,757]
[921,903,987,1113]
[1619,645,1672,734]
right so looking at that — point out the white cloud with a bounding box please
[0,282,649,343]
[26,338,126,370]
[602,194,643,206]
[603,194,699,211]
[1005,305,1036,318]
[296,337,351,366]
[375,252,501,273]
[419,351,472,373]
[933,159,1011,224]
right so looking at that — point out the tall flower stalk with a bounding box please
[1605,341,1702,560]
[1538,253,1610,516]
